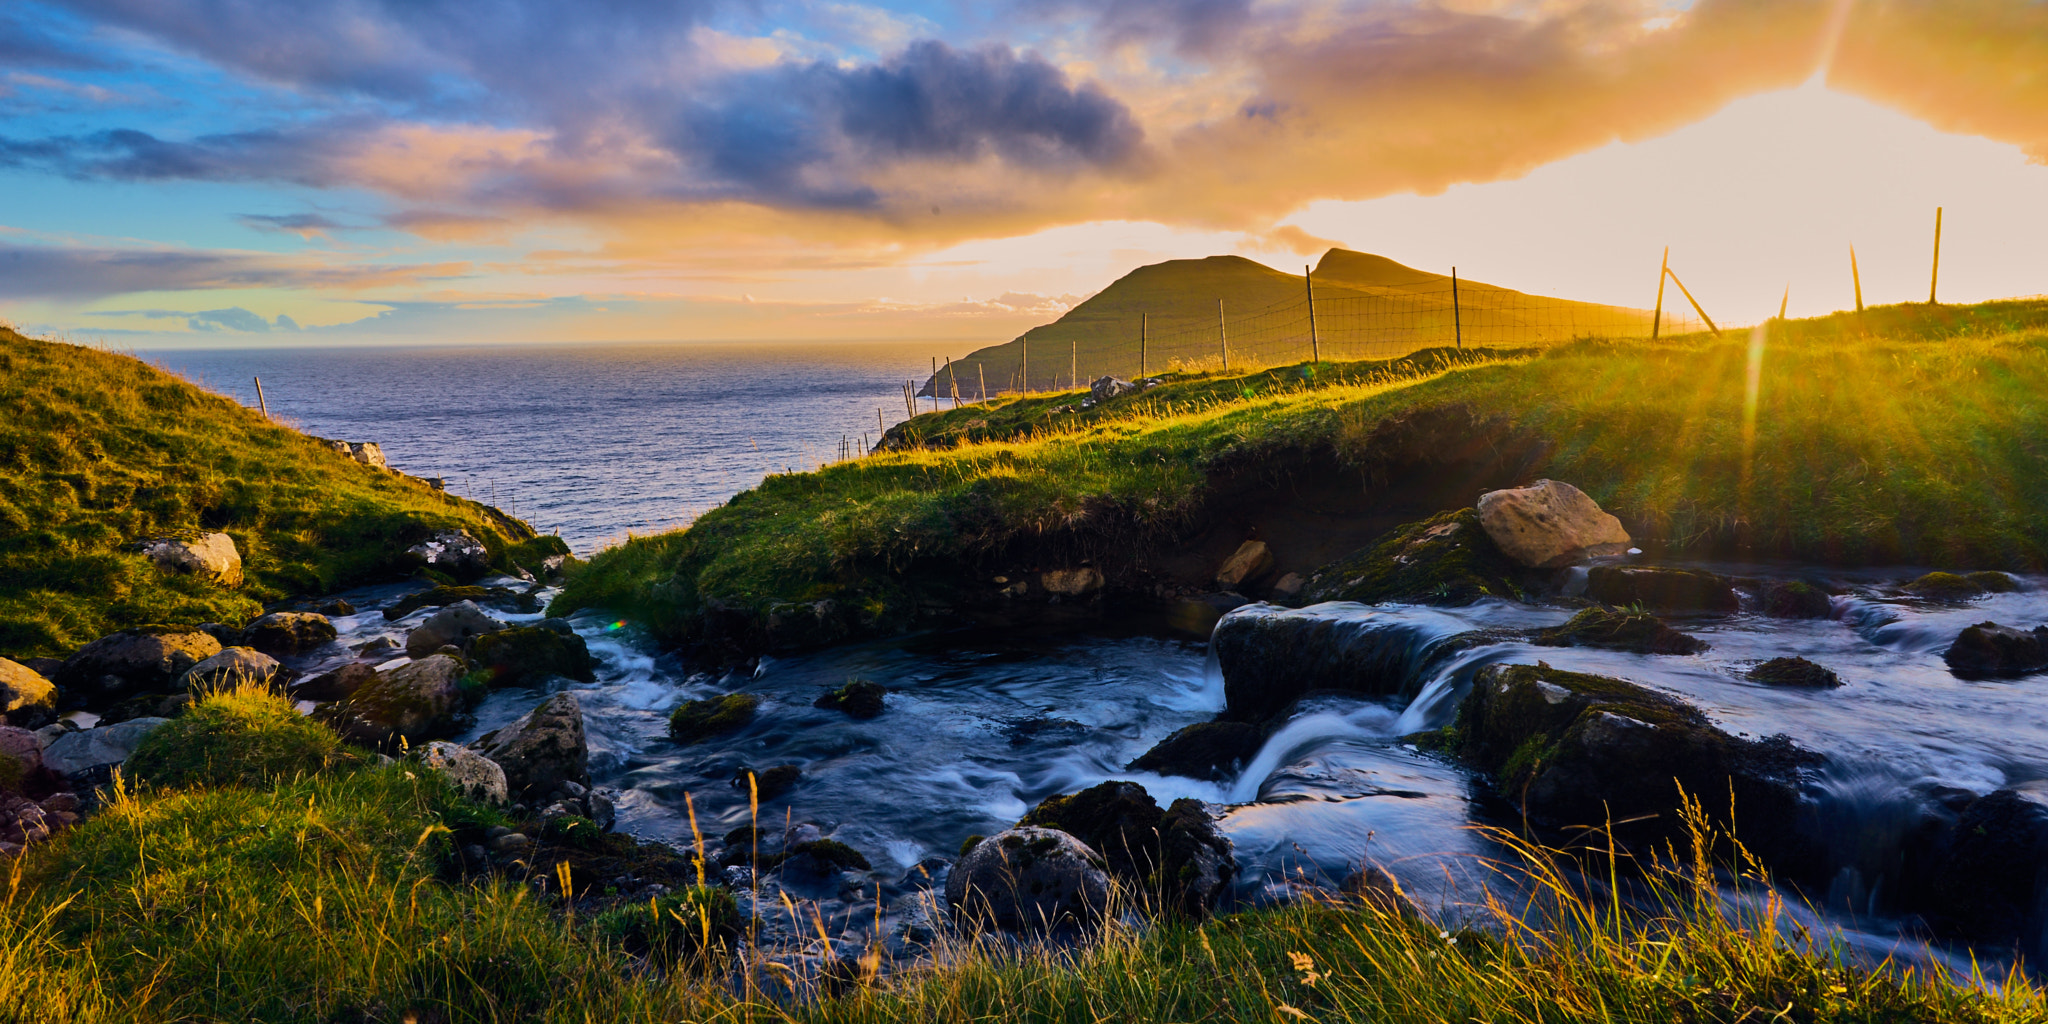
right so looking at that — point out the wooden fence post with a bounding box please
[1929,206,1943,304]
[253,376,269,419]
[1652,247,1669,339]
[1218,299,1228,370]
[1451,268,1463,350]
[1663,268,1722,337]
[1851,245,1864,313]
[1304,265,1320,363]
[1140,314,1148,378]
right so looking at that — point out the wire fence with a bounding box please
[921,281,1713,397]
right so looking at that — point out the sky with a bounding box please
[2,0,2046,349]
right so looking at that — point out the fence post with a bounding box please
[1451,268,1462,350]
[1929,206,1943,304]
[1021,336,1029,394]
[1851,245,1864,313]
[252,376,269,419]
[1070,336,1077,391]
[946,357,960,408]
[1652,247,1668,339]
[1304,265,1320,363]
[978,363,987,402]
[1779,285,1790,320]
[1218,299,1228,371]
[1140,314,1148,379]
[1664,267,1722,337]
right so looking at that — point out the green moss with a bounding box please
[1748,657,1844,689]
[125,686,368,790]
[1300,508,1526,606]
[540,814,607,851]
[1907,571,1987,600]
[813,677,886,718]
[666,693,758,744]
[469,625,595,687]
[1499,733,1555,790]
[1533,606,1709,655]
[1968,571,2022,593]
[959,833,986,857]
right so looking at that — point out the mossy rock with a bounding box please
[1125,720,1267,782]
[1533,606,1708,655]
[383,585,542,621]
[1020,780,1164,881]
[1760,580,1832,619]
[773,838,871,875]
[1747,657,1843,689]
[1298,509,1527,606]
[667,694,758,744]
[813,678,886,719]
[127,687,367,789]
[469,624,595,688]
[1969,571,2022,594]
[958,833,986,857]
[732,763,801,799]
[1584,566,1739,613]
[1906,572,1992,601]
[593,886,740,964]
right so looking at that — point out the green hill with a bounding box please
[0,327,564,657]
[924,249,1674,396]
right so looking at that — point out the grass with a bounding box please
[553,299,2048,649]
[124,680,370,789]
[0,327,568,658]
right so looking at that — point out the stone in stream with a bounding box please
[733,764,802,799]
[1126,720,1267,782]
[1018,781,1237,918]
[313,653,471,747]
[1039,568,1105,597]
[1906,571,2020,601]
[1214,540,1273,589]
[813,678,886,719]
[414,739,508,805]
[40,717,173,778]
[404,601,504,658]
[1454,662,1822,871]
[177,647,289,692]
[1476,479,1631,569]
[293,661,378,703]
[1584,566,1739,613]
[668,694,758,744]
[382,585,541,621]
[1532,606,1708,655]
[1943,621,2048,678]
[1213,603,1516,721]
[468,620,594,688]
[1759,580,1833,619]
[239,612,338,656]
[471,691,588,800]
[136,532,242,587]
[406,529,492,580]
[945,826,1111,933]
[1299,508,1526,607]
[55,629,222,705]
[0,658,56,726]
[1927,789,2048,953]
[1746,657,1843,689]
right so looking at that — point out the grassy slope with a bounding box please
[0,328,563,657]
[555,300,2048,646]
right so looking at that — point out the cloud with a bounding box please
[87,306,306,332]
[0,241,470,300]
[0,11,106,69]
[238,213,357,239]
[1019,0,1254,56]
[1246,224,1345,256]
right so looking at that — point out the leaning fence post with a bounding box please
[1664,267,1722,337]
[1451,268,1463,350]
[1652,246,1669,339]
[978,363,987,402]
[1851,245,1865,313]
[253,376,269,419]
[1929,206,1943,304]
[1304,265,1320,363]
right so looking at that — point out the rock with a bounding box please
[1039,568,1104,597]
[55,629,222,704]
[41,717,172,777]
[347,441,388,470]
[944,827,1111,932]
[763,599,849,650]
[1456,663,1821,870]
[1089,376,1139,402]
[177,647,287,692]
[293,661,377,703]
[471,692,588,800]
[469,623,594,688]
[1214,541,1273,589]
[406,529,492,580]
[1969,571,2023,594]
[1127,720,1267,782]
[1214,602,1517,721]
[137,532,243,587]
[668,694,758,744]
[1747,657,1843,689]
[319,599,357,617]
[1907,572,1989,601]
[1928,789,2048,948]
[404,601,504,657]
[382,585,541,621]
[415,740,508,804]
[775,838,871,882]
[587,792,615,831]
[1533,606,1708,655]
[1476,479,1631,569]
[488,831,530,854]
[1944,621,2048,679]
[1021,781,1165,880]
[1157,798,1236,918]
[17,657,62,680]
[814,679,886,719]
[1760,580,1833,619]
[0,658,56,721]
[1341,864,1422,918]
[239,612,337,657]
[733,764,802,799]
[1299,509,1526,606]
[313,654,469,747]
[1269,572,1306,600]
[1584,566,1739,613]
[1,725,46,780]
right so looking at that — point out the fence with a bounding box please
[919,279,1712,398]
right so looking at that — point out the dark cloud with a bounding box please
[1019,0,1253,55]
[0,242,469,300]
[0,127,347,186]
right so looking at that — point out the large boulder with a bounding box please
[945,827,1111,932]
[471,691,588,800]
[415,740,508,805]
[407,529,492,580]
[1089,376,1139,402]
[41,718,172,777]
[668,694,757,744]
[177,647,287,691]
[1927,790,2048,951]
[238,612,337,657]
[137,532,243,587]
[1747,657,1842,689]
[1584,566,1739,613]
[313,654,469,747]
[1476,480,1631,569]
[1299,509,1526,607]
[55,630,222,704]
[1157,798,1237,919]
[1456,663,1822,871]
[347,441,388,470]
[468,621,594,688]
[405,601,504,658]
[1127,720,1267,782]
[1532,606,1707,655]
[0,658,56,722]
[293,662,376,703]
[1944,622,2048,678]
[1213,602,1514,721]
[0,725,45,778]
[1018,782,1237,918]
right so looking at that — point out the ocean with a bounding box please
[142,341,969,553]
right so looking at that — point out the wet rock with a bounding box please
[293,661,376,703]
[1040,568,1104,597]
[313,654,470,747]
[1269,572,1306,601]
[0,658,56,724]
[1584,566,1739,613]
[1214,541,1273,589]
[1005,717,1089,747]
[469,623,595,688]
[1905,571,2008,601]
[177,647,287,691]
[239,612,337,657]
[382,585,540,621]
[734,764,802,800]
[1021,781,1165,881]
[404,601,504,658]
[1476,479,1631,569]
[407,529,492,581]
[944,827,1111,933]
[1969,571,2023,593]
[1533,606,1708,655]
[472,691,588,800]
[775,838,871,882]
[55,629,222,704]
[1157,798,1237,919]
[137,532,243,587]
[814,679,886,719]
[415,739,508,805]
[0,725,47,781]
[1747,657,1842,689]
[41,717,172,778]
[1456,662,1822,870]
[1760,580,1833,619]
[1089,376,1139,402]
[668,694,758,744]
[1214,603,1517,720]
[1299,509,1526,606]
[1928,789,2048,950]
[96,691,188,726]
[587,791,615,831]
[319,599,357,617]
[1944,621,2048,679]
[1127,720,1267,782]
